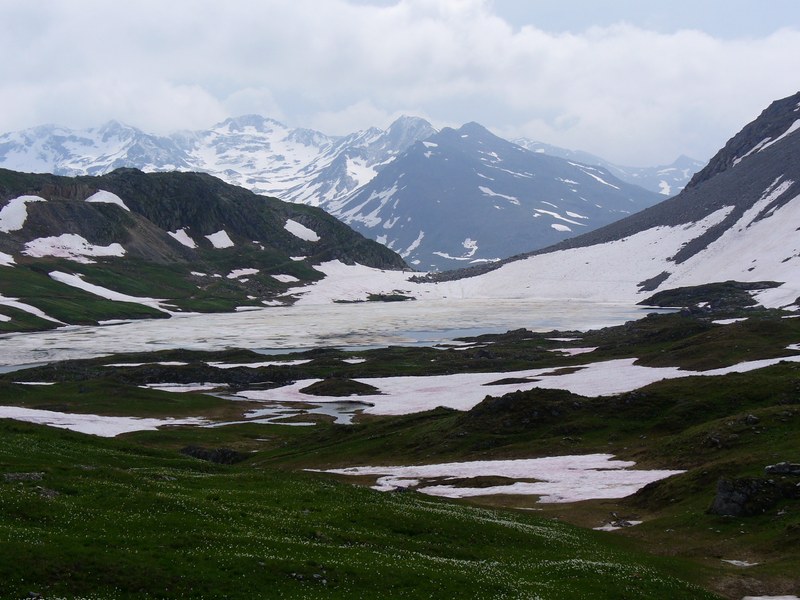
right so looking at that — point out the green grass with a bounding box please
[0,379,239,419]
[0,421,717,599]
[0,264,166,326]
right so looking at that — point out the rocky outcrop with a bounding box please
[708,468,800,516]
[765,462,800,476]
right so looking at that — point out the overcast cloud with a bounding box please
[1,0,799,165]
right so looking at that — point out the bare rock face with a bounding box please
[686,91,800,190]
[709,473,800,516]
[708,478,782,516]
[765,462,800,476]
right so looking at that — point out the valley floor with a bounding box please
[1,289,799,599]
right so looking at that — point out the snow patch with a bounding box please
[478,185,520,205]
[105,361,188,367]
[0,405,205,437]
[570,164,620,189]
[207,359,311,369]
[49,271,169,312]
[284,219,320,242]
[594,520,643,531]
[0,294,62,323]
[85,190,130,211]
[168,228,198,249]
[0,251,14,266]
[23,234,125,263]
[565,211,588,219]
[759,118,800,153]
[721,559,758,567]
[551,224,572,232]
[402,230,424,258]
[227,268,259,279]
[533,209,587,227]
[433,238,480,261]
[141,383,227,392]
[317,454,684,503]
[0,195,46,232]
[272,274,300,283]
[205,230,235,249]
[713,318,748,325]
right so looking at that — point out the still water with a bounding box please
[0,298,658,367]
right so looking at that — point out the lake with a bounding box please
[0,298,658,367]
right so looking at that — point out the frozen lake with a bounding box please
[0,298,656,367]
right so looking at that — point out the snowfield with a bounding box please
[286,174,800,310]
[237,353,800,416]
[317,454,684,503]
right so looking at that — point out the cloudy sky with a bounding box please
[2,0,799,166]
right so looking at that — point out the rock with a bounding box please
[709,477,800,516]
[765,462,800,476]
[35,486,59,499]
[744,414,760,425]
[611,519,634,528]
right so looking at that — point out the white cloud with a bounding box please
[1,0,799,164]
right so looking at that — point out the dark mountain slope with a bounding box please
[327,122,662,271]
[426,91,800,283]
[0,168,407,331]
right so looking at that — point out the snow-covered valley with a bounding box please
[0,298,652,367]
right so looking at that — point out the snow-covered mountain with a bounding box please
[288,91,800,310]
[0,116,677,270]
[0,115,437,207]
[0,121,192,175]
[513,139,705,197]
[327,122,663,270]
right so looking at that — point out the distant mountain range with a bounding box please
[1,91,797,329]
[0,116,698,270]
[0,116,436,206]
[513,139,705,197]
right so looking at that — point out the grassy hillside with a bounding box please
[0,167,408,332]
[0,420,715,599]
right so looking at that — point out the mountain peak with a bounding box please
[96,120,139,135]
[384,115,437,148]
[457,121,491,135]
[686,90,800,189]
[217,115,286,133]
